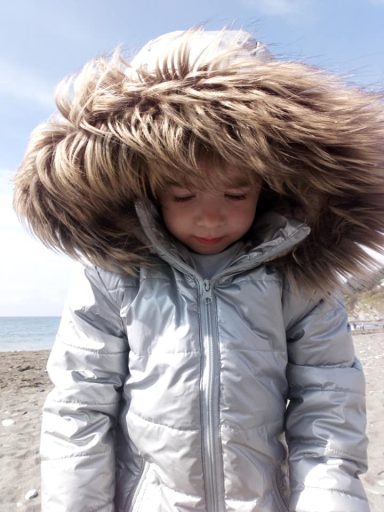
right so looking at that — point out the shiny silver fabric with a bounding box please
[41,209,369,512]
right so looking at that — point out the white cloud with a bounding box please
[241,0,311,16]
[0,229,74,316]
[0,169,19,229]
[0,169,73,316]
[0,59,55,108]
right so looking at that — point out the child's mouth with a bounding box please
[193,236,224,245]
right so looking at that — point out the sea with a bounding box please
[0,316,61,352]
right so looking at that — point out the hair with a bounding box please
[14,28,384,292]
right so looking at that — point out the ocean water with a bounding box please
[0,316,61,352]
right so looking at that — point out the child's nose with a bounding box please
[196,203,225,227]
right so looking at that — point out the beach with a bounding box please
[0,333,383,512]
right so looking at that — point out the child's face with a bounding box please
[158,164,262,255]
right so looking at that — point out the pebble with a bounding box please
[1,418,14,427]
[25,489,39,500]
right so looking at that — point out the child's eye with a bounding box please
[225,193,247,201]
[173,195,194,202]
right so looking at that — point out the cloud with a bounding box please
[241,0,311,16]
[0,169,23,230]
[0,227,74,314]
[0,169,73,315]
[0,59,55,108]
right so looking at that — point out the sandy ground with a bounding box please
[0,333,383,511]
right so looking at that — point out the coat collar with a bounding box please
[135,200,310,277]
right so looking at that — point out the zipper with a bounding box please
[128,461,150,511]
[199,278,224,512]
[272,470,289,512]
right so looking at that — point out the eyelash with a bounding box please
[173,196,194,202]
[173,194,247,202]
[225,194,247,200]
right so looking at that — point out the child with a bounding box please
[14,28,384,512]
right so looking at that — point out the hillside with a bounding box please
[346,281,384,322]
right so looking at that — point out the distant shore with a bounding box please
[0,334,383,511]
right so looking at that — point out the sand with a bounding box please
[0,333,383,511]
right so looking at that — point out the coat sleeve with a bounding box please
[284,292,370,512]
[40,265,130,512]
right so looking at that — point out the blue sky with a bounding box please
[1,0,384,316]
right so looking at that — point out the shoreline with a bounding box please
[0,334,383,511]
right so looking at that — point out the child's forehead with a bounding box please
[165,164,257,190]
[170,176,252,190]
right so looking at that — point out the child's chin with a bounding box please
[187,238,231,255]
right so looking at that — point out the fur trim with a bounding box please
[13,28,384,292]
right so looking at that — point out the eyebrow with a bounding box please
[164,175,255,191]
[225,180,252,188]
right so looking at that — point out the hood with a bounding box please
[130,29,271,72]
[13,28,384,293]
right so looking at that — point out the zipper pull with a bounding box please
[201,279,212,301]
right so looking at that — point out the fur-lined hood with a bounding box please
[13,28,384,293]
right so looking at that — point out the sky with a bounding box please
[1,0,384,316]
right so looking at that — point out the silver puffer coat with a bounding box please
[40,205,369,512]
